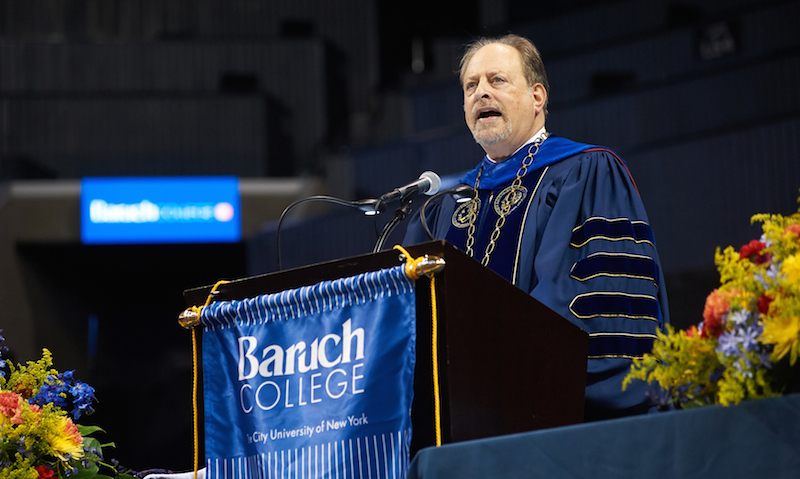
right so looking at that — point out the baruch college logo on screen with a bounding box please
[89,199,236,224]
[80,177,241,244]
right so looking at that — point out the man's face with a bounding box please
[462,43,544,160]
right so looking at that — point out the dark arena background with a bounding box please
[1,0,800,471]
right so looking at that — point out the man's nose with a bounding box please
[474,79,491,99]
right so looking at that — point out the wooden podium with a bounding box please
[184,240,588,455]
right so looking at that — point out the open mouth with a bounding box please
[476,108,502,120]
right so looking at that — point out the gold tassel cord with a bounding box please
[393,246,444,446]
[181,279,230,479]
[191,327,200,479]
[428,272,442,446]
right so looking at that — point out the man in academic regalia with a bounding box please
[404,34,670,421]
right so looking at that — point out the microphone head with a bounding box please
[419,171,441,196]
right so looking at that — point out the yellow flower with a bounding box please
[761,314,800,365]
[781,254,800,285]
[45,416,84,461]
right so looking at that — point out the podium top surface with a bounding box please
[183,240,458,307]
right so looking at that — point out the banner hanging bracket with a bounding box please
[178,308,201,329]
[178,280,231,329]
[394,245,445,279]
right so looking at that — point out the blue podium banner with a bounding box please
[199,265,417,479]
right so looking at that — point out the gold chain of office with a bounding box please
[464,133,548,267]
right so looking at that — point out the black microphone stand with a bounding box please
[372,197,413,253]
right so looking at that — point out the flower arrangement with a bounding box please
[624,204,800,408]
[0,332,134,479]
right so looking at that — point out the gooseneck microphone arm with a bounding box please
[276,195,382,271]
[276,171,443,270]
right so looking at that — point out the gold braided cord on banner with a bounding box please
[184,280,230,479]
[191,327,200,479]
[393,246,444,447]
[428,271,442,447]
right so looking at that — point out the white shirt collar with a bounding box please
[487,126,548,163]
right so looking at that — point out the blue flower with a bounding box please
[646,386,672,408]
[758,351,773,368]
[739,324,762,353]
[728,309,750,326]
[0,329,5,378]
[32,376,70,409]
[733,357,755,377]
[766,263,780,280]
[709,367,725,383]
[717,332,741,357]
[70,381,97,419]
[14,438,31,458]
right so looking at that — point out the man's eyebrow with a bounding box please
[489,69,512,78]
[464,70,506,83]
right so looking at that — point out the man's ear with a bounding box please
[531,83,547,114]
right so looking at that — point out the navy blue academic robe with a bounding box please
[403,135,670,421]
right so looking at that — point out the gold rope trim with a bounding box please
[394,245,425,280]
[393,246,442,446]
[191,327,200,479]
[428,273,441,446]
[188,279,230,479]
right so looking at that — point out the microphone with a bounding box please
[379,171,442,204]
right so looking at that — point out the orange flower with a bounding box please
[702,289,731,338]
[62,416,83,443]
[0,391,24,425]
[785,223,800,239]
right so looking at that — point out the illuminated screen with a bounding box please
[80,176,241,244]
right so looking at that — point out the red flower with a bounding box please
[686,325,700,338]
[12,383,35,399]
[739,239,770,265]
[702,316,725,339]
[35,466,54,479]
[758,293,773,315]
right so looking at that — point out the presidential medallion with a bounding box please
[452,198,481,229]
[493,185,528,216]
